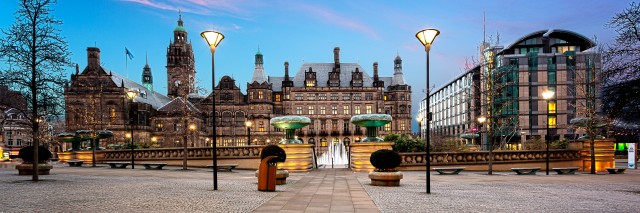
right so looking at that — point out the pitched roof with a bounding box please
[157,97,201,113]
[109,70,171,110]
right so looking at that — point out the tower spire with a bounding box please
[251,47,267,83]
[391,54,406,85]
[142,51,153,92]
[178,9,183,27]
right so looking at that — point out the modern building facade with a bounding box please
[64,14,412,151]
[420,29,601,149]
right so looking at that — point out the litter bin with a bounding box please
[258,156,277,191]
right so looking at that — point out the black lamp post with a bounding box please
[477,116,489,174]
[126,89,138,169]
[416,28,440,194]
[542,90,555,175]
[245,120,252,145]
[201,30,224,190]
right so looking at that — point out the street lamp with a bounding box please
[245,120,253,145]
[542,90,555,175]
[477,116,490,174]
[416,28,440,194]
[126,89,138,169]
[201,30,224,190]
[416,115,423,139]
[189,123,197,147]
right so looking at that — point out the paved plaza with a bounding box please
[1,161,639,213]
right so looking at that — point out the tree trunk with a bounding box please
[590,138,596,174]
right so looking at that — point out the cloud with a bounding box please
[121,0,254,18]
[290,3,380,40]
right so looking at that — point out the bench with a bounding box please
[552,167,579,175]
[433,167,465,175]
[141,162,167,170]
[606,168,626,174]
[106,162,131,169]
[67,160,84,167]
[511,167,541,175]
[207,164,239,172]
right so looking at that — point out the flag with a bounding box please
[125,47,134,60]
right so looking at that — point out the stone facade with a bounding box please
[64,14,412,150]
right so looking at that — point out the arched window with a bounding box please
[222,111,232,126]
[235,112,245,127]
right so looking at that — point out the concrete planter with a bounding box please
[368,171,403,186]
[16,163,53,175]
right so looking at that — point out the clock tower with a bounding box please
[166,12,195,98]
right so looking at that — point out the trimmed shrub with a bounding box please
[386,133,426,153]
[260,145,287,163]
[18,146,52,163]
[550,139,569,149]
[370,149,401,172]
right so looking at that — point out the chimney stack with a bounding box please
[333,47,340,72]
[284,61,290,80]
[373,62,379,77]
[87,47,101,68]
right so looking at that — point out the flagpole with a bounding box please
[126,49,129,78]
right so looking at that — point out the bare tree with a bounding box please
[0,0,71,181]
[601,2,640,88]
[602,2,640,124]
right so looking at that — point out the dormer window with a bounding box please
[328,72,340,87]
[305,68,316,87]
[351,68,363,87]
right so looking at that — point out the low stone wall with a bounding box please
[398,150,582,171]
[59,146,264,170]
[58,146,587,171]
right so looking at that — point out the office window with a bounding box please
[275,94,281,102]
[319,94,327,100]
[308,106,315,115]
[296,106,302,115]
[258,91,264,99]
[355,105,361,114]
[366,105,372,114]
[306,80,316,87]
[295,94,303,100]
[399,120,406,131]
[320,106,326,115]
[343,105,349,115]
[384,122,391,131]
[354,94,362,100]
[548,101,557,114]
[548,116,557,128]
[331,93,338,100]
[308,93,316,100]
[365,93,373,100]
[332,106,338,115]
[342,94,350,100]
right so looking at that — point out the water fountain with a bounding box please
[317,139,348,168]
[269,116,314,172]
[350,114,392,142]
